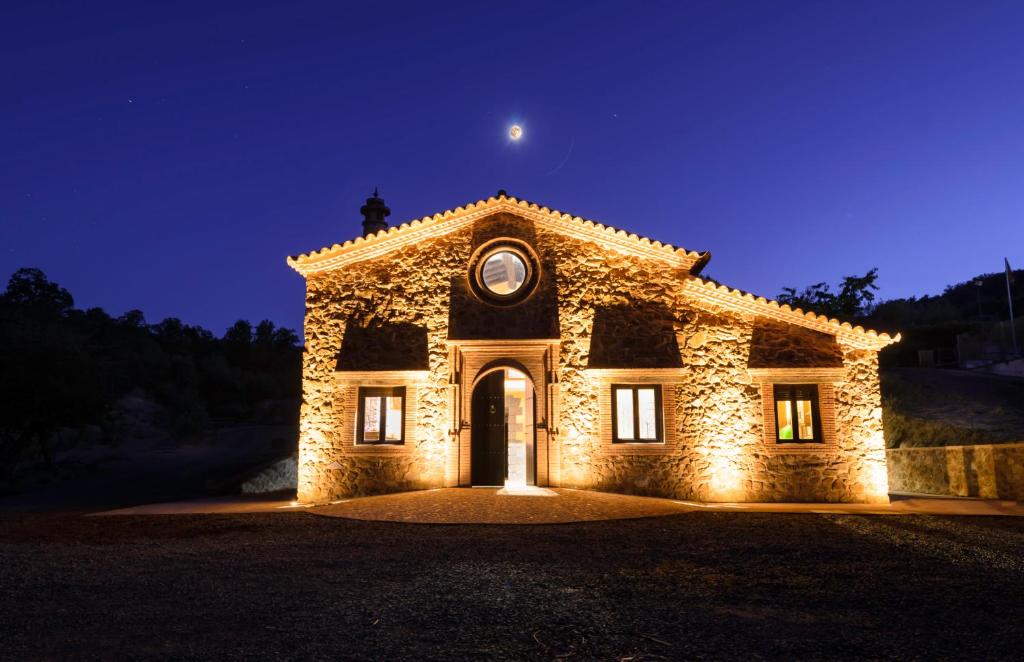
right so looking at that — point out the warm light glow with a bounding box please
[776,399,793,440]
[708,458,744,501]
[864,432,890,501]
[795,399,814,439]
[637,388,657,439]
[497,485,557,496]
[384,396,402,441]
[503,367,533,486]
[867,462,889,498]
[701,406,753,502]
[363,397,381,440]
[615,388,634,439]
[508,124,523,140]
[293,192,894,506]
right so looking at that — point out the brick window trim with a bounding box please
[587,370,683,456]
[610,384,665,444]
[334,372,427,455]
[760,382,838,455]
[356,386,407,446]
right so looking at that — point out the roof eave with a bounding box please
[286,194,707,276]
[682,276,900,350]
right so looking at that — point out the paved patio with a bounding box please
[95,487,1024,522]
[314,487,688,523]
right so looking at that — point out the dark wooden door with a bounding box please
[471,371,506,486]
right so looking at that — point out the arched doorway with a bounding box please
[470,366,536,486]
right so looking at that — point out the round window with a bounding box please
[468,240,539,305]
[480,250,528,296]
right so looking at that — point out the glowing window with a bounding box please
[776,399,793,440]
[615,388,634,440]
[357,386,405,444]
[612,385,663,443]
[637,388,657,440]
[384,396,403,441]
[480,250,527,296]
[363,397,381,441]
[773,384,820,443]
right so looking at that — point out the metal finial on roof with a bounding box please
[373,186,379,198]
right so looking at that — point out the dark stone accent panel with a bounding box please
[447,214,560,340]
[747,318,843,368]
[587,300,684,369]
[337,319,429,371]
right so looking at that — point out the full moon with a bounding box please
[508,124,523,140]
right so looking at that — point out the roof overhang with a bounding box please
[682,277,900,351]
[287,194,708,276]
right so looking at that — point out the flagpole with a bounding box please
[1007,258,1019,356]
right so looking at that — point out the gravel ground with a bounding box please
[1,512,1022,660]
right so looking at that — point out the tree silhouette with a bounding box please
[0,267,302,485]
[3,267,74,317]
[778,268,879,319]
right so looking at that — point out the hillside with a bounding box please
[881,368,1024,448]
[868,269,1023,367]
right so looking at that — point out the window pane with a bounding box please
[363,397,381,441]
[384,396,403,441]
[481,251,527,295]
[795,399,815,440]
[637,388,658,440]
[776,399,793,440]
[615,388,634,440]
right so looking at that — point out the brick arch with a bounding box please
[450,340,559,488]
[471,358,537,390]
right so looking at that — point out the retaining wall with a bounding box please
[886,443,1024,500]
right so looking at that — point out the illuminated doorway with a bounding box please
[470,367,536,486]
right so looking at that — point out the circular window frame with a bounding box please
[468,239,540,306]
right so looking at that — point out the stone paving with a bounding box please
[94,488,1024,521]
[311,487,692,524]
[309,487,1024,523]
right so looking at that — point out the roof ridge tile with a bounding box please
[287,194,707,271]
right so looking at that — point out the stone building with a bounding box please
[287,191,899,504]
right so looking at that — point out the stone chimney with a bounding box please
[360,187,390,237]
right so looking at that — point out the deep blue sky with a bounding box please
[3,1,1023,335]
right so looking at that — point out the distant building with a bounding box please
[287,191,897,503]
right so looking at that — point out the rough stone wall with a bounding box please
[887,443,1024,500]
[826,348,889,501]
[298,212,890,503]
[539,224,888,503]
[241,454,298,494]
[298,230,473,502]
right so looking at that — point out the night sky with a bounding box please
[3,1,1023,335]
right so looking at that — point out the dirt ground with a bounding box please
[1,511,1022,660]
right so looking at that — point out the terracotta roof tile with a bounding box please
[287,193,707,274]
[682,276,899,349]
